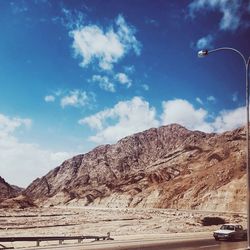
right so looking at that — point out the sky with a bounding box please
[0,0,250,187]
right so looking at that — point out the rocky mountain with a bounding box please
[0,177,35,209]
[0,177,22,202]
[25,124,246,212]
[0,194,35,209]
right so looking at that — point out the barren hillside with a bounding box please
[25,124,246,212]
[0,176,22,202]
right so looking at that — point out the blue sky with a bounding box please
[0,0,250,187]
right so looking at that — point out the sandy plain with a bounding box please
[0,206,247,249]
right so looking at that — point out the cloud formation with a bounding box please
[115,73,132,87]
[0,114,31,138]
[60,90,92,108]
[212,107,245,132]
[80,97,246,144]
[92,75,115,92]
[79,96,159,144]
[0,113,74,187]
[70,14,141,71]
[161,99,213,132]
[189,0,248,31]
[90,73,132,92]
[161,99,246,133]
[45,89,95,108]
[196,34,214,49]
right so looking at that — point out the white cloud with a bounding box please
[196,97,203,105]
[44,95,55,102]
[79,109,114,130]
[92,75,115,92]
[212,107,245,132]
[60,90,92,108]
[196,34,214,49]
[61,8,85,29]
[189,0,247,31]
[0,113,74,187]
[45,89,95,108]
[91,73,133,92]
[0,139,74,188]
[80,96,247,145]
[52,8,85,30]
[160,99,247,133]
[115,73,132,87]
[70,14,141,71]
[161,99,213,132]
[161,99,246,134]
[116,15,141,55]
[0,114,32,138]
[207,95,216,102]
[79,96,159,144]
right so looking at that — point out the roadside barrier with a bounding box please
[0,233,114,249]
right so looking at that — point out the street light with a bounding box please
[198,47,250,249]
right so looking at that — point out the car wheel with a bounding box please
[229,235,235,241]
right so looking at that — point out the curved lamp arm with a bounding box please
[198,47,248,66]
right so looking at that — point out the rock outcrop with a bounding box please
[0,194,36,209]
[0,176,33,209]
[25,124,247,212]
[0,176,22,202]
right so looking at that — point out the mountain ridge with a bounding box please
[24,124,246,212]
[0,176,22,202]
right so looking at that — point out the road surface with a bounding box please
[16,237,248,250]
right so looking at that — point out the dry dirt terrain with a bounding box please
[0,206,247,249]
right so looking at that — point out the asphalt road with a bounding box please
[17,238,248,250]
[117,239,248,250]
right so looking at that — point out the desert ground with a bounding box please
[0,206,247,249]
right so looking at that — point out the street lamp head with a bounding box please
[198,49,208,58]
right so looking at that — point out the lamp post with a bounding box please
[198,47,250,249]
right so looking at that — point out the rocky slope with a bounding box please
[25,124,246,212]
[0,177,32,208]
[0,176,22,202]
[0,194,35,209]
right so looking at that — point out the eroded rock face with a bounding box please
[0,194,36,209]
[0,176,22,202]
[25,124,247,212]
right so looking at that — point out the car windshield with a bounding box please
[220,225,235,230]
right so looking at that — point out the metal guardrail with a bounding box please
[0,233,114,248]
[0,244,13,250]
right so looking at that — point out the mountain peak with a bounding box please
[23,124,245,212]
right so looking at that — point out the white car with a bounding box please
[213,224,247,241]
